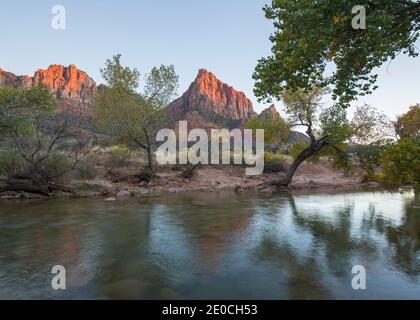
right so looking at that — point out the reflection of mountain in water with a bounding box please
[0,191,418,299]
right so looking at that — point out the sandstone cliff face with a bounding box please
[0,65,96,114]
[167,69,256,128]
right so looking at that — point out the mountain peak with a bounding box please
[260,104,280,118]
[0,65,96,114]
[167,68,255,127]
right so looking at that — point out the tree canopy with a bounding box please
[93,55,179,175]
[253,0,420,106]
[395,104,420,138]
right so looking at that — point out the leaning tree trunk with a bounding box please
[270,138,328,187]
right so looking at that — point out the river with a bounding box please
[0,190,419,299]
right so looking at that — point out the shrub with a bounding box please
[356,143,384,178]
[105,145,131,168]
[76,155,97,179]
[0,148,27,178]
[381,137,420,188]
[264,152,288,173]
[35,152,73,183]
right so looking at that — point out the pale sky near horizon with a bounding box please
[1,0,419,120]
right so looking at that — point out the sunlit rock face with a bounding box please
[259,104,279,118]
[0,64,96,114]
[167,69,257,129]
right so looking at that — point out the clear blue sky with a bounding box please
[1,0,419,119]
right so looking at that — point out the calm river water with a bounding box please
[0,190,419,299]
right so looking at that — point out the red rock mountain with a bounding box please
[167,69,257,129]
[0,65,96,114]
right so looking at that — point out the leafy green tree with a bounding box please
[93,54,179,176]
[381,137,420,188]
[0,85,92,192]
[356,143,385,179]
[270,87,353,186]
[395,104,420,138]
[254,0,420,106]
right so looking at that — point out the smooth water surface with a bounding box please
[0,190,419,299]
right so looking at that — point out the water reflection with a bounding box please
[0,190,419,299]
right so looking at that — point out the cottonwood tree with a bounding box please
[0,85,93,194]
[254,0,420,107]
[270,87,354,187]
[381,106,420,187]
[93,54,178,177]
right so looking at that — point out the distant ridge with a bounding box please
[0,64,96,114]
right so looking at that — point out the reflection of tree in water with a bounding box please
[362,191,420,277]
[251,195,357,299]
[253,235,333,299]
[251,191,419,299]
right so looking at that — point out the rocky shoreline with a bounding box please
[0,163,382,201]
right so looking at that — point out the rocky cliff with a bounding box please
[0,65,96,114]
[167,69,257,129]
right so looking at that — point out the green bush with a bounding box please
[36,152,72,183]
[0,148,27,178]
[381,137,420,188]
[356,143,384,178]
[105,145,131,168]
[264,152,288,173]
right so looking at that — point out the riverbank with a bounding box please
[0,157,379,200]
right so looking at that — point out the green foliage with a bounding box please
[0,147,72,184]
[36,153,72,183]
[395,104,420,138]
[100,54,140,92]
[0,85,90,184]
[356,144,385,178]
[0,148,27,178]
[144,65,179,107]
[263,152,288,173]
[245,113,289,145]
[381,137,420,188]
[253,0,420,106]
[289,141,309,160]
[94,54,178,172]
[320,105,353,145]
[282,87,328,128]
[105,145,131,168]
[0,85,57,136]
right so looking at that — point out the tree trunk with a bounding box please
[146,146,154,174]
[0,178,50,195]
[0,178,74,196]
[270,140,328,187]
